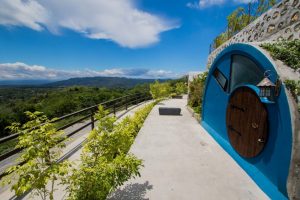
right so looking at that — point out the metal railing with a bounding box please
[0,92,152,178]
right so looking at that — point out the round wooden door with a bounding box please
[226,87,268,158]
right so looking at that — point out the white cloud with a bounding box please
[199,0,225,8]
[0,0,178,48]
[0,62,180,80]
[233,0,254,3]
[187,0,254,9]
[0,0,49,31]
[146,70,175,78]
[186,2,201,9]
[187,0,225,9]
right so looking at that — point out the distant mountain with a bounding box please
[0,80,54,86]
[43,77,166,88]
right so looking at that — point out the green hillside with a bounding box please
[44,76,167,88]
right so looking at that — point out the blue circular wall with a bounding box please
[202,43,292,200]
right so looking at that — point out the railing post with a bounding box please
[139,94,143,103]
[91,111,95,130]
[135,94,138,105]
[125,96,128,110]
[113,101,116,116]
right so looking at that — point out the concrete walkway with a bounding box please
[109,96,269,200]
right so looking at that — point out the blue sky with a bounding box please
[0,0,250,80]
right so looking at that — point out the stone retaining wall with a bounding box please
[207,0,300,67]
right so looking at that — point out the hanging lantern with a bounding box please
[257,76,276,100]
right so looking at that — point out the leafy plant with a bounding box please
[175,82,187,95]
[261,40,300,71]
[150,81,172,99]
[188,72,208,115]
[255,0,276,17]
[2,111,71,200]
[284,80,300,112]
[214,32,229,49]
[227,7,253,37]
[67,153,142,200]
[0,86,149,154]
[67,103,156,200]
[0,77,187,140]
[212,0,276,48]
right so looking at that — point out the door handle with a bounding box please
[258,138,265,143]
[228,125,241,136]
[251,122,259,129]
[230,104,246,112]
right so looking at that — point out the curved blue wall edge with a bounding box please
[201,43,292,200]
[201,121,287,200]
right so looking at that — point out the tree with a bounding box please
[188,72,208,115]
[255,0,276,17]
[227,7,253,37]
[2,111,70,200]
[214,32,229,49]
[213,0,276,48]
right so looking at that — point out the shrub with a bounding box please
[67,102,156,200]
[188,72,208,115]
[284,80,300,112]
[214,32,229,48]
[261,40,300,71]
[261,40,300,112]
[2,112,70,200]
[2,102,156,200]
[175,82,187,95]
[150,81,172,99]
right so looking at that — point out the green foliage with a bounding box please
[0,138,18,155]
[261,40,300,71]
[214,32,229,49]
[188,72,208,115]
[150,81,172,99]
[255,0,276,17]
[67,154,142,200]
[44,76,160,88]
[0,86,148,138]
[175,82,188,95]
[2,112,70,200]
[285,80,300,98]
[212,0,276,48]
[67,103,156,200]
[0,78,184,139]
[284,80,300,112]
